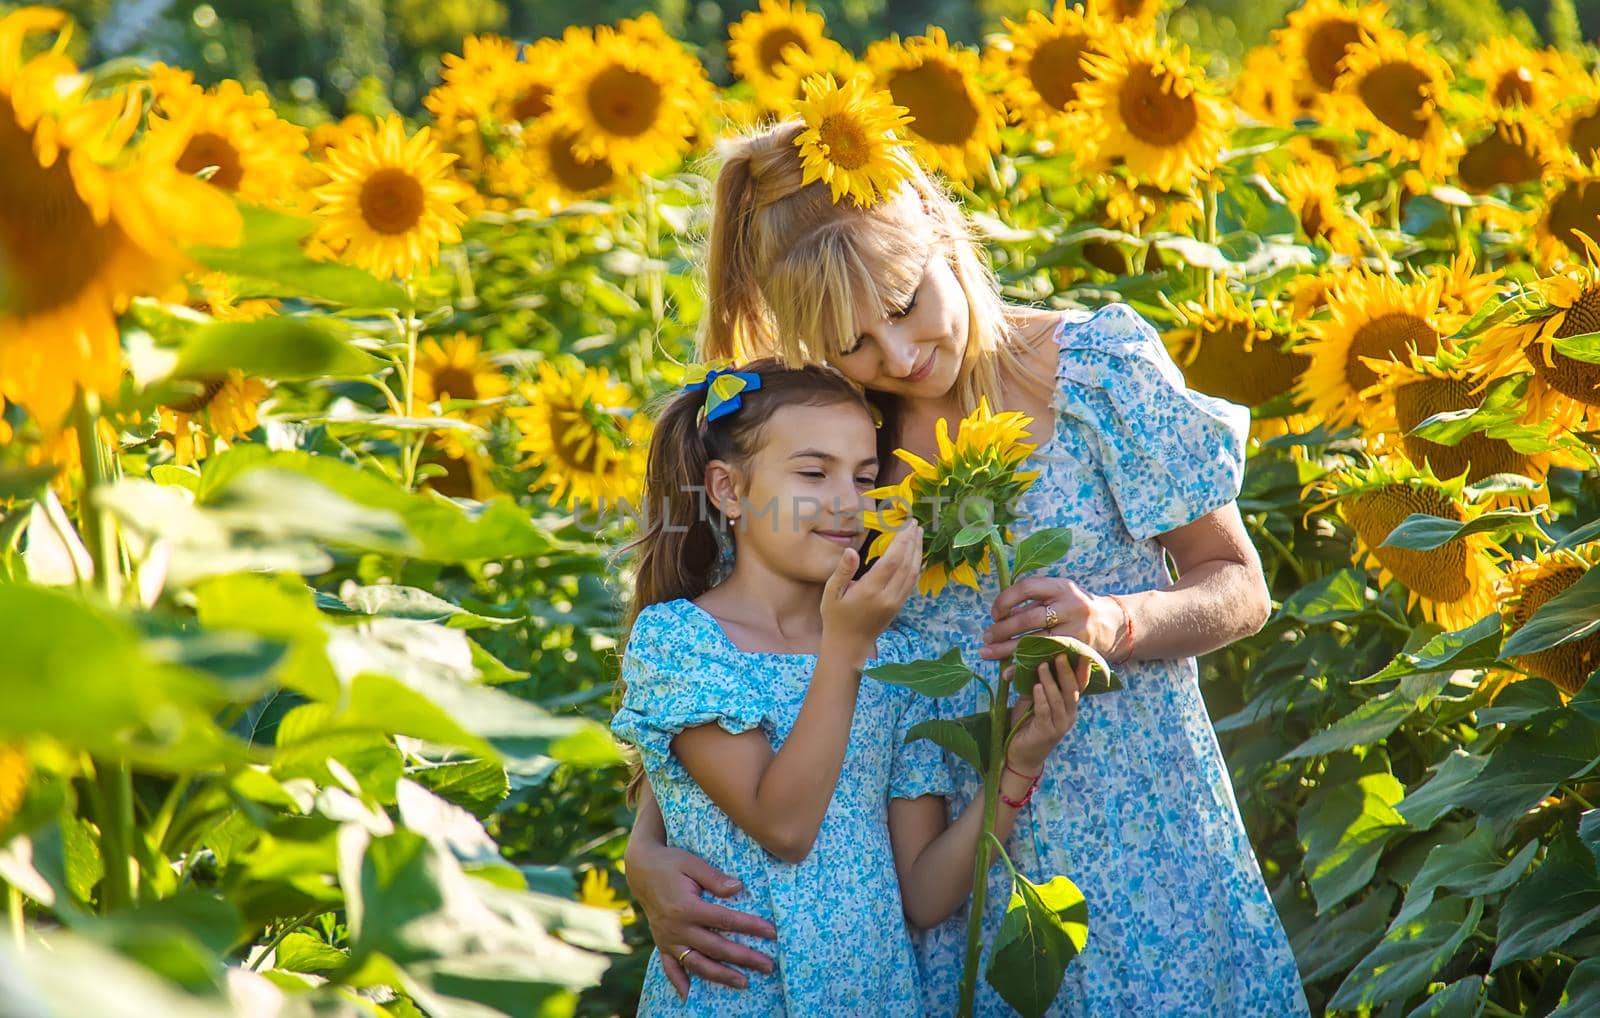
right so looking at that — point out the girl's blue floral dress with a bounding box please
[900,304,1310,1017]
[612,598,953,1016]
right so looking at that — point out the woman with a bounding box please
[623,118,1310,1017]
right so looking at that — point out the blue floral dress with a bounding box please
[612,598,953,1016]
[900,304,1310,1017]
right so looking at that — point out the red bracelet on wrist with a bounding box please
[1000,762,1041,809]
[1107,593,1135,664]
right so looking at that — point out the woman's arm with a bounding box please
[888,656,1085,930]
[978,503,1270,663]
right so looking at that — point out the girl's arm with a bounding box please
[888,655,1086,930]
[674,524,923,865]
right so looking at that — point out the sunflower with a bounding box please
[1317,458,1502,629]
[865,29,1002,183]
[1276,158,1363,255]
[1295,268,1457,431]
[1451,110,1557,194]
[1274,0,1391,95]
[1533,167,1600,268]
[989,1,1107,137]
[727,0,845,98]
[792,74,918,207]
[414,332,509,421]
[522,119,620,209]
[420,432,497,502]
[552,22,705,175]
[864,397,1041,597]
[310,114,473,281]
[1164,291,1309,411]
[508,360,649,510]
[0,744,26,832]
[1466,38,1556,111]
[1088,0,1166,26]
[1101,177,1201,234]
[1424,249,1506,321]
[158,371,271,466]
[1500,551,1600,696]
[760,42,868,119]
[1333,27,1458,178]
[1234,45,1315,127]
[146,70,308,204]
[1078,32,1229,191]
[0,7,241,429]
[1557,78,1600,168]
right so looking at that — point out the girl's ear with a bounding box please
[704,459,742,520]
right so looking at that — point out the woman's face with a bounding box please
[829,254,970,401]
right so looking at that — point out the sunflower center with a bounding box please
[1358,61,1432,140]
[548,128,615,193]
[888,62,979,146]
[1545,178,1600,259]
[1394,376,1528,483]
[429,365,478,402]
[1346,312,1438,392]
[1116,64,1198,147]
[758,28,808,75]
[1492,68,1536,107]
[1510,565,1600,695]
[1538,284,1600,404]
[358,167,426,235]
[818,114,871,169]
[587,65,662,138]
[0,106,119,318]
[177,131,246,193]
[511,84,552,122]
[1303,18,1361,91]
[1299,194,1331,241]
[1029,34,1092,112]
[1569,108,1600,164]
[1457,128,1540,191]
[1179,322,1307,407]
[167,377,228,415]
[552,408,611,474]
[1346,483,1471,602]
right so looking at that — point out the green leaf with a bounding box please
[1405,977,1484,1018]
[274,931,348,973]
[1500,566,1600,658]
[332,585,521,629]
[865,646,979,697]
[1282,670,1452,759]
[1362,615,1504,684]
[410,758,510,819]
[1448,290,1519,339]
[1291,888,1397,984]
[1379,509,1548,552]
[1011,527,1074,576]
[188,205,406,308]
[1493,834,1600,969]
[953,522,996,549]
[1553,330,1600,364]
[985,871,1089,1018]
[1277,568,1369,623]
[1455,712,1600,820]
[905,711,992,776]
[1011,634,1120,697]
[1402,825,1539,922]
[1298,769,1408,912]
[1552,958,1600,1017]
[1407,373,1529,444]
[1330,895,1483,1011]
[1397,751,1490,831]
[173,318,382,381]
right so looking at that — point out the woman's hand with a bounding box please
[1005,654,1089,774]
[978,576,1121,662]
[624,841,777,999]
[821,522,924,654]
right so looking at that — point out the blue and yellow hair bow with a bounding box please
[684,360,763,424]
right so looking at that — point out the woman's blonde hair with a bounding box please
[700,120,1039,414]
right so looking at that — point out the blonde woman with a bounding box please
[624,119,1310,1017]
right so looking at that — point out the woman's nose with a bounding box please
[881,334,918,376]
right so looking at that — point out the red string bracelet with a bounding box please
[1000,762,1041,809]
[1107,593,1135,664]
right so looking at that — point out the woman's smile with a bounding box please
[906,348,936,383]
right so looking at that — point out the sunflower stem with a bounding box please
[1201,177,1220,312]
[399,280,423,490]
[7,884,22,950]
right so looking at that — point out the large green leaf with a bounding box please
[1455,712,1600,820]
[1276,568,1370,623]
[187,205,406,308]
[864,646,979,697]
[1361,614,1504,684]
[1500,566,1600,658]
[1380,509,1547,552]
[1397,751,1491,831]
[1283,671,1452,760]
[0,927,240,1018]
[1493,834,1600,969]
[905,711,992,776]
[985,872,1089,1018]
[173,317,382,381]
[1552,958,1600,1017]
[1330,895,1483,1011]
[1011,634,1120,697]
[1405,976,1485,1018]
[1011,527,1074,576]
[1291,888,1396,984]
[1298,769,1408,912]
[329,584,521,629]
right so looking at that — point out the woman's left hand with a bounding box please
[978,576,1118,661]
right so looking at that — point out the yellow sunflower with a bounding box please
[0,743,26,832]
[1533,167,1600,268]
[414,332,509,421]
[1423,249,1506,321]
[146,70,308,204]
[1316,458,1502,629]
[1466,37,1557,111]
[1234,45,1316,127]
[552,22,706,175]
[0,7,240,429]
[420,432,497,502]
[792,73,918,207]
[1333,27,1458,177]
[761,43,868,118]
[310,114,473,281]
[864,397,1040,597]
[989,1,1108,137]
[1557,76,1600,168]
[523,119,619,209]
[727,0,845,98]
[865,28,1002,183]
[508,360,649,510]
[1078,31,1230,191]
[1451,110,1557,194]
[1164,290,1309,411]
[1274,0,1391,95]
[1087,0,1166,26]
[1295,268,1456,431]
[1276,158,1363,255]
[1499,550,1600,696]
[158,371,271,466]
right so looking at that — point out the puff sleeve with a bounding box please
[1051,303,1250,541]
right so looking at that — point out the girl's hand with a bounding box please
[1004,653,1089,775]
[979,576,1120,662]
[624,841,776,998]
[821,522,924,654]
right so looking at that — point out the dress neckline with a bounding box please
[678,598,821,660]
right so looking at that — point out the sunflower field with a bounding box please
[8,0,1600,1013]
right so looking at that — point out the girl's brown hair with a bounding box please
[699,120,1046,414]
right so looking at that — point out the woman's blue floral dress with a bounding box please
[612,598,953,1016]
[900,304,1310,1017]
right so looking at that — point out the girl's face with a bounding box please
[708,401,880,586]
[829,253,970,401]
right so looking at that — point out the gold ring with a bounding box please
[1042,603,1059,629]
[676,947,696,964]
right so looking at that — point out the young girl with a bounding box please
[626,118,1311,1017]
[612,360,1087,1015]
